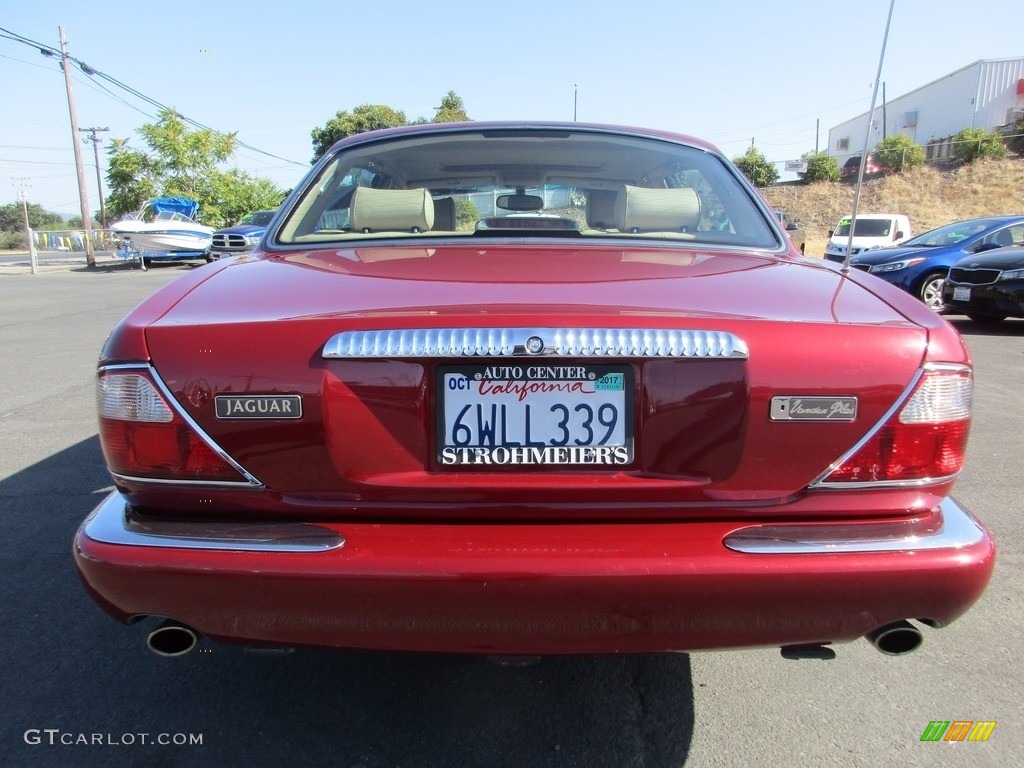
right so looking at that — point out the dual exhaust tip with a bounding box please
[144,617,926,659]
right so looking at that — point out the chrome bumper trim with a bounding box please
[80,492,345,553]
[723,497,986,554]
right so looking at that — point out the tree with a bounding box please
[0,201,63,232]
[105,109,284,228]
[798,151,840,183]
[454,199,479,230]
[105,136,160,219]
[874,134,925,172]
[733,147,778,187]
[952,128,1007,164]
[310,104,408,162]
[432,91,470,123]
[310,92,473,162]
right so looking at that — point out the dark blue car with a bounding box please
[825,216,1024,310]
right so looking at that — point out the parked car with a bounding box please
[209,209,278,260]
[836,216,1024,311]
[823,213,911,261]
[840,153,881,178]
[942,242,1024,322]
[774,210,805,254]
[75,121,993,659]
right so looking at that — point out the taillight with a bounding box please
[97,368,248,482]
[819,365,972,485]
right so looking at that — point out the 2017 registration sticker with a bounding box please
[437,364,633,466]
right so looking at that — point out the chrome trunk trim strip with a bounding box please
[723,497,986,555]
[81,492,345,553]
[322,328,749,359]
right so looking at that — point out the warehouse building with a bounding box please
[828,57,1024,163]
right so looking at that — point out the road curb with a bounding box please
[0,252,127,276]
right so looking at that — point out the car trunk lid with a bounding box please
[138,245,927,512]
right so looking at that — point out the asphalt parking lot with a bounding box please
[1,261,1021,767]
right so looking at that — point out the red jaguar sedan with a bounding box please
[75,122,994,658]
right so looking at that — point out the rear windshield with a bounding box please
[274,129,780,250]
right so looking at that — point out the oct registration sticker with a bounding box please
[437,364,633,466]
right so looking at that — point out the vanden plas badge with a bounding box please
[215,395,302,419]
[769,396,858,421]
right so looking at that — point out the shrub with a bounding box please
[952,128,1007,163]
[454,199,479,230]
[0,230,27,250]
[733,147,779,187]
[1005,116,1024,157]
[798,151,841,182]
[874,135,926,172]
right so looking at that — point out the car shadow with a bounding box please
[0,436,696,768]
[70,260,201,274]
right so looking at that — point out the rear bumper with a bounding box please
[74,492,995,654]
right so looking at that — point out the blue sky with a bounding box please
[2,0,1022,218]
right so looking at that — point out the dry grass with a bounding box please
[761,158,1024,257]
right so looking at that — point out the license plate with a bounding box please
[437,364,633,466]
[953,286,971,302]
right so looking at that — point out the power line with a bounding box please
[0,25,308,169]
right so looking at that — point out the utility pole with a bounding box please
[13,177,39,275]
[881,82,887,140]
[80,127,109,227]
[59,26,96,267]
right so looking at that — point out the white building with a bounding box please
[828,58,1024,163]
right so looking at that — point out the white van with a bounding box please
[824,213,911,261]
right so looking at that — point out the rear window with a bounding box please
[274,128,780,250]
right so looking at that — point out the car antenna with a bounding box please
[844,0,896,274]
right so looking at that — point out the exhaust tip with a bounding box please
[865,620,923,656]
[146,619,199,657]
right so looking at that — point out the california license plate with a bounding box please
[437,364,633,466]
[953,286,971,302]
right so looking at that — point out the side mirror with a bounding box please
[786,222,798,231]
[894,231,904,240]
[827,230,834,237]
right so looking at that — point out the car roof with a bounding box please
[325,120,722,157]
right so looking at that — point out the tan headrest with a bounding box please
[615,185,701,232]
[350,187,435,233]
